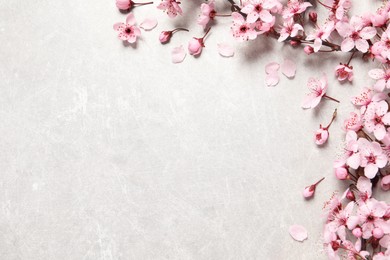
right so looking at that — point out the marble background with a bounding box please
[0,0,382,259]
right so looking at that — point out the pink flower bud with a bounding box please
[309,12,317,23]
[335,167,348,180]
[188,38,204,56]
[381,175,390,191]
[352,227,362,238]
[373,227,384,239]
[116,0,133,10]
[159,31,172,44]
[346,190,355,201]
[290,40,300,47]
[315,127,329,145]
[303,186,315,198]
[304,46,314,55]
[303,177,324,199]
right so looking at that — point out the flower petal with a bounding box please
[265,62,280,74]
[341,38,355,52]
[217,43,234,57]
[289,224,308,242]
[265,73,279,87]
[140,18,158,31]
[171,45,186,63]
[281,59,296,78]
[126,13,136,25]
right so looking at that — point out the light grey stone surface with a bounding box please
[0,1,378,259]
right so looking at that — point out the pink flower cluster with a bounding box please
[323,178,390,259]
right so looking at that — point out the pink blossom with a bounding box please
[358,138,387,179]
[197,1,215,29]
[309,12,317,23]
[278,19,303,42]
[282,1,312,19]
[305,22,335,52]
[302,74,338,109]
[369,68,390,92]
[335,63,353,82]
[357,176,372,202]
[336,16,376,53]
[350,87,386,108]
[157,0,183,18]
[363,101,390,140]
[335,166,348,180]
[241,0,275,23]
[231,12,257,42]
[113,13,141,43]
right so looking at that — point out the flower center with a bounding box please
[366,154,376,164]
[374,115,382,125]
[240,25,248,33]
[351,31,360,40]
[125,27,133,34]
[254,4,262,13]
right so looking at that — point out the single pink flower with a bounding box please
[358,138,387,179]
[335,166,348,180]
[302,74,339,109]
[157,0,183,18]
[197,0,225,29]
[305,22,335,52]
[282,1,312,19]
[363,101,390,140]
[241,0,275,23]
[369,68,390,92]
[335,63,353,82]
[231,12,257,42]
[113,13,141,43]
[278,19,303,42]
[303,177,325,198]
[188,28,211,56]
[357,198,389,239]
[336,16,377,53]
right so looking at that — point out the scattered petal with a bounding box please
[281,59,297,78]
[140,18,158,31]
[265,73,280,87]
[172,45,186,63]
[265,62,280,74]
[217,43,234,57]
[289,225,308,242]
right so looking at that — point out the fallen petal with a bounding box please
[217,43,234,57]
[289,224,308,242]
[172,45,186,64]
[140,18,158,31]
[281,59,297,78]
[265,73,279,87]
[265,62,280,74]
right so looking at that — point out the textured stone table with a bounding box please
[0,1,379,259]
